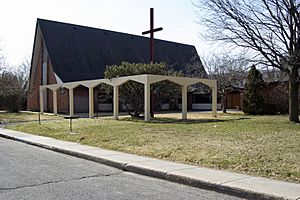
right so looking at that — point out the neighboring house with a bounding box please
[229,68,300,113]
[226,85,244,110]
[260,68,288,82]
[27,19,213,114]
[260,69,295,114]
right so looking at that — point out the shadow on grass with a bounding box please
[1,119,62,125]
[41,124,53,130]
[121,117,250,124]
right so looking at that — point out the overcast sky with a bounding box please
[0,0,215,67]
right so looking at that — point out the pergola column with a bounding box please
[88,87,94,118]
[182,85,187,120]
[144,82,151,122]
[53,89,58,115]
[39,89,44,114]
[212,83,217,117]
[69,88,74,116]
[113,85,119,120]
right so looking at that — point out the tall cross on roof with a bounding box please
[142,8,163,64]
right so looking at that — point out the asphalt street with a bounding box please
[0,138,243,200]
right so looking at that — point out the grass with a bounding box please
[5,111,300,183]
[0,111,63,124]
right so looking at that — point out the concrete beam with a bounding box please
[182,85,187,120]
[88,87,94,118]
[144,82,150,122]
[41,75,218,119]
[39,90,44,114]
[69,89,74,116]
[113,86,119,120]
[53,89,58,115]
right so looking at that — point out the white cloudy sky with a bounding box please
[0,0,217,67]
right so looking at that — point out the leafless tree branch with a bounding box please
[196,0,300,122]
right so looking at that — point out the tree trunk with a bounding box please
[288,67,299,123]
[222,93,227,113]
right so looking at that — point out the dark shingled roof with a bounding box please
[37,19,206,82]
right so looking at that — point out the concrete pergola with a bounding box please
[39,74,217,122]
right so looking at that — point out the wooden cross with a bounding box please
[142,8,163,64]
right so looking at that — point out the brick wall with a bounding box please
[46,60,54,112]
[57,88,69,114]
[46,60,69,113]
[74,86,89,113]
[27,49,70,113]
[27,50,42,111]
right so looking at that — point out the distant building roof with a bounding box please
[259,69,288,82]
[34,19,206,83]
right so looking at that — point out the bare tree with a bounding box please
[196,0,300,122]
[0,58,30,112]
[16,58,30,109]
[203,52,249,113]
[0,48,5,73]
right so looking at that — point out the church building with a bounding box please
[27,19,211,114]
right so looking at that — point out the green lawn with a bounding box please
[5,111,300,183]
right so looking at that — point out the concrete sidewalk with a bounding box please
[0,128,299,200]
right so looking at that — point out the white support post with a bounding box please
[39,89,44,114]
[144,82,150,122]
[69,88,74,116]
[182,85,187,120]
[113,86,119,120]
[212,82,217,117]
[88,87,94,118]
[53,89,58,115]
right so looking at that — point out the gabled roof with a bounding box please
[35,18,206,83]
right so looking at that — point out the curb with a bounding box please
[0,131,296,200]
[125,164,279,200]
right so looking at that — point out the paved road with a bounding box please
[0,138,243,200]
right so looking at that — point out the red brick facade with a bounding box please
[27,49,42,111]
[27,44,94,114]
[27,47,70,113]
[47,61,70,113]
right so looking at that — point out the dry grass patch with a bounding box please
[0,111,63,124]
[6,111,300,183]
